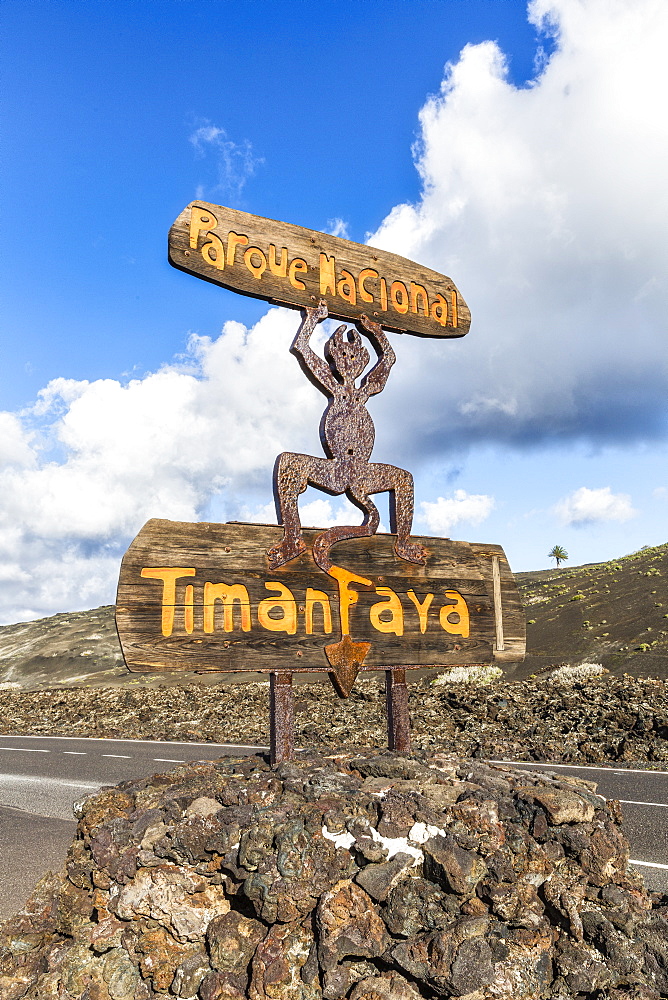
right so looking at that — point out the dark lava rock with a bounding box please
[2,670,668,769]
[0,751,666,999]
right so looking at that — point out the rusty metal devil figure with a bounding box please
[268,300,427,574]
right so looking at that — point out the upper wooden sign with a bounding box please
[169,202,471,339]
[115,520,524,676]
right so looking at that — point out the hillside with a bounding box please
[0,606,244,690]
[514,541,668,680]
[0,542,666,690]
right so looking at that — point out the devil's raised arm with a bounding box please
[359,314,396,396]
[291,300,338,396]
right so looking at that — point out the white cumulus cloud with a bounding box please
[0,413,35,469]
[369,0,668,463]
[418,490,495,536]
[326,218,350,239]
[0,308,325,622]
[554,486,637,526]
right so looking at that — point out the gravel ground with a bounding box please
[1,672,667,768]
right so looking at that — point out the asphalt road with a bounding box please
[490,758,668,893]
[0,735,269,919]
[0,736,666,921]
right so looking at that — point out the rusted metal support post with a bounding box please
[385,668,410,752]
[270,671,295,764]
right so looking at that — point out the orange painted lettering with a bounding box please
[439,590,470,637]
[369,586,404,636]
[337,269,356,304]
[258,582,297,634]
[406,590,433,633]
[328,565,372,636]
[410,282,429,317]
[268,244,288,277]
[189,207,219,249]
[380,276,388,311]
[304,588,333,634]
[319,253,336,295]
[358,268,378,303]
[226,231,249,266]
[390,280,409,314]
[201,232,225,269]
[204,582,251,633]
[289,258,308,290]
[141,567,196,637]
[431,293,448,327]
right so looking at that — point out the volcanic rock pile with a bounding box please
[1,751,667,999]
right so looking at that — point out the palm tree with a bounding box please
[548,544,568,568]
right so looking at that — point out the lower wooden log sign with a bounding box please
[115,519,525,759]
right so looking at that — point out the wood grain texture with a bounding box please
[470,543,526,663]
[168,202,471,339]
[116,520,525,674]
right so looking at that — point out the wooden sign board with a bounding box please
[169,202,471,339]
[115,520,524,674]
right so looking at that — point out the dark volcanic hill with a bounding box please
[0,542,666,690]
[513,541,668,680]
[0,606,227,690]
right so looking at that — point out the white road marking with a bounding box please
[630,859,668,870]
[0,747,50,753]
[101,754,132,759]
[0,774,101,820]
[619,799,668,808]
[489,760,668,776]
[62,751,87,755]
[0,774,99,789]
[0,734,269,749]
[153,758,185,763]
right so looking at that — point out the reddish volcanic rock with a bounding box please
[0,750,666,999]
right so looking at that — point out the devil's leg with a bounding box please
[347,485,381,532]
[365,463,427,566]
[268,454,346,569]
[268,453,310,569]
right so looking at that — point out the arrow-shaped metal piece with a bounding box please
[324,634,371,698]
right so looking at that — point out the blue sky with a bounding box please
[2,0,543,403]
[1,0,666,622]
